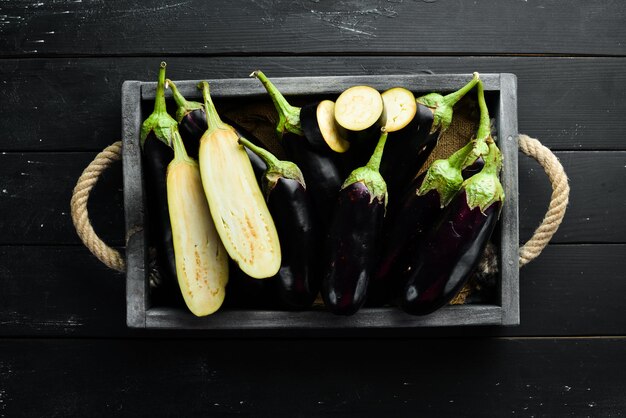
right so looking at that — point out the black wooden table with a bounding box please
[1,1,625,416]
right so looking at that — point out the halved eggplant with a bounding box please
[334,85,386,144]
[321,130,388,315]
[197,81,281,279]
[300,100,350,153]
[381,87,417,133]
[167,130,229,316]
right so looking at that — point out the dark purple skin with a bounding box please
[368,172,440,306]
[142,134,177,287]
[398,190,501,315]
[380,103,440,201]
[178,108,206,159]
[300,102,332,154]
[266,177,319,309]
[369,156,484,307]
[321,182,385,315]
[282,132,343,230]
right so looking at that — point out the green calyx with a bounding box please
[167,79,203,124]
[343,130,388,206]
[250,70,304,139]
[417,134,491,207]
[463,141,505,214]
[237,136,306,193]
[198,81,229,134]
[140,61,178,148]
[171,128,195,166]
[416,72,480,134]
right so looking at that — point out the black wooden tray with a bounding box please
[122,73,519,329]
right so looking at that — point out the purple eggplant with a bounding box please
[380,73,480,200]
[396,80,505,315]
[398,140,504,315]
[140,62,178,290]
[321,130,388,315]
[167,79,267,179]
[368,139,487,306]
[251,70,344,227]
[238,136,319,309]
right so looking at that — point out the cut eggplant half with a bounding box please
[301,100,350,153]
[334,85,386,143]
[198,81,281,279]
[381,87,417,133]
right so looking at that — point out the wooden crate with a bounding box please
[122,74,519,329]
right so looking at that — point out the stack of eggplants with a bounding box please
[139,64,504,317]
[374,80,504,315]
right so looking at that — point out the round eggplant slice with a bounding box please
[301,100,350,154]
[334,85,386,143]
[381,87,417,133]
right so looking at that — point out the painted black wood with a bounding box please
[1,151,622,245]
[0,338,624,417]
[2,57,626,152]
[0,152,125,245]
[1,0,625,56]
[0,244,623,337]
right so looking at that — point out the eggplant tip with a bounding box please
[473,71,480,79]
[249,70,259,78]
[160,61,167,69]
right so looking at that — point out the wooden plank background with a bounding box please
[0,0,625,415]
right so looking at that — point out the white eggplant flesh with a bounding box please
[199,127,281,279]
[168,158,229,316]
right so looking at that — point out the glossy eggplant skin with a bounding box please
[142,133,177,286]
[368,172,439,306]
[178,108,206,159]
[267,177,319,309]
[398,191,501,315]
[321,181,385,315]
[282,133,343,229]
[380,104,439,200]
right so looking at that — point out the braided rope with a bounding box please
[70,135,568,273]
[517,134,570,267]
[70,141,125,272]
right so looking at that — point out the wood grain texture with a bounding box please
[0,0,625,56]
[0,152,125,245]
[2,57,625,152]
[0,151,622,245]
[0,338,624,417]
[0,245,623,337]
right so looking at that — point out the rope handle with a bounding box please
[70,141,125,272]
[70,135,569,272]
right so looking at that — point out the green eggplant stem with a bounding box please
[199,81,228,133]
[250,70,303,137]
[442,72,480,108]
[171,129,194,164]
[154,61,168,114]
[482,140,503,176]
[237,136,280,170]
[365,129,388,173]
[167,79,199,111]
[475,80,491,141]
